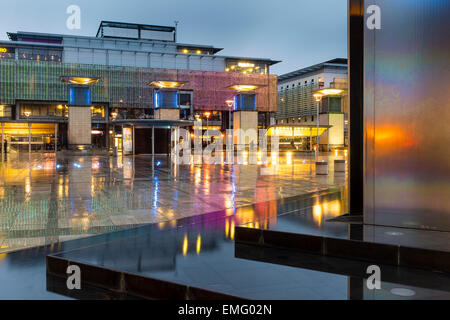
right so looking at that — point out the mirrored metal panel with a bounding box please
[364,0,450,231]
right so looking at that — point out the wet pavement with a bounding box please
[46,190,450,300]
[1,188,338,299]
[0,151,347,253]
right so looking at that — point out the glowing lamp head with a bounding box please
[225,99,234,108]
[313,93,323,102]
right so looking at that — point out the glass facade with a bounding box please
[0,59,277,118]
[109,108,153,120]
[277,82,319,118]
[20,103,66,119]
[17,48,62,62]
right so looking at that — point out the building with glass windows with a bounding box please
[276,58,348,151]
[0,21,279,154]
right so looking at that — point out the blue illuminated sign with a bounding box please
[68,86,91,106]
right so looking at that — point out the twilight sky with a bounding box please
[0,0,347,75]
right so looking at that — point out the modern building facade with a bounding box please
[276,58,348,151]
[0,21,278,154]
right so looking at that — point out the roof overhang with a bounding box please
[267,125,331,138]
[149,81,188,89]
[227,84,265,92]
[111,119,194,127]
[60,76,100,85]
[313,88,347,96]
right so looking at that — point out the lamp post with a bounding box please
[204,111,211,144]
[313,93,323,161]
[226,99,234,130]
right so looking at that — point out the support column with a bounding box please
[349,0,365,216]
[1,123,4,161]
[121,125,124,154]
[54,123,58,153]
[233,110,258,148]
[28,122,31,153]
[132,125,135,156]
[106,123,110,151]
[68,107,91,149]
[152,126,155,175]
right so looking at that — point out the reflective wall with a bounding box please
[364,0,450,231]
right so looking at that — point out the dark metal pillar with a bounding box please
[348,0,365,216]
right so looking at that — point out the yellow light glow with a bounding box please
[183,49,188,53]
[314,88,345,96]
[271,151,278,164]
[286,152,292,165]
[196,235,201,254]
[149,81,187,88]
[230,220,235,240]
[225,219,230,238]
[228,84,259,91]
[182,234,188,256]
[238,62,255,68]
[0,48,8,53]
[196,50,202,54]
[313,93,323,102]
[60,76,100,85]
[267,126,327,138]
[313,203,323,226]
[57,105,63,110]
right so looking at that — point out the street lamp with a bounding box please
[313,93,323,161]
[204,111,211,143]
[226,99,234,130]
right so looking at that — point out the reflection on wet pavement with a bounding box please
[48,190,450,300]
[0,152,347,253]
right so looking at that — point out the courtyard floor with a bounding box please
[0,151,347,253]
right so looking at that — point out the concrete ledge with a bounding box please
[46,255,245,300]
[235,226,450,273]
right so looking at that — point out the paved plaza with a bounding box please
[0,151,347,253]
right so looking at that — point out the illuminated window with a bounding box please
[0,47,15,60]
[225,60,268,74]
[18,48,62,62]
[0,105,12,117]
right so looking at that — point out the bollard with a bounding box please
[315,161,328,175]
[334,159,346,173]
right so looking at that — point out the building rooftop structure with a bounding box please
[3,21,279,72]
[278,58,347,83]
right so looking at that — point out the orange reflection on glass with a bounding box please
[271,152,278,165]
[286,152,292,165]
[313,203,323,226]
[230,220,235,240]
[225,219,230,238]
[196,235,201,255]
[182,234,188,256]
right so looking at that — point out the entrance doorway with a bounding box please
[135,128,170,155]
